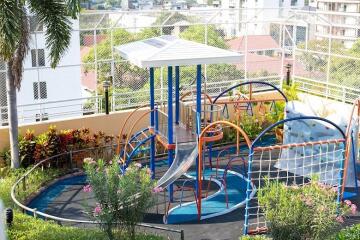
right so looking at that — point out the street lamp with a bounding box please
[103,76,111,115]
[285,63,292,86]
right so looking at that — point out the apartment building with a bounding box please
[313,0,360,48]
[0,17,82,125]
[219,0,305,37]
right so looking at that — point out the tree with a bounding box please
[0,0,81,168]
[180,25,228,49]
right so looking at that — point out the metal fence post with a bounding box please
[22,177,26,191]
[285,63,292,86]
[180,229,185,240]
[69,150,73,169]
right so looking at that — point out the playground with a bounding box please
[24,35,360,239]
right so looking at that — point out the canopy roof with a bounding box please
[114,35,243,68]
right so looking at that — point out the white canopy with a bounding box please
[114,35,243,68]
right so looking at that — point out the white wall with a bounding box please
[219,0,305,37]
[16,19,82,123]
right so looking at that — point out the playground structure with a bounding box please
[114,36,360,233]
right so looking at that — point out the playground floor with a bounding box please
[32,154,360,240]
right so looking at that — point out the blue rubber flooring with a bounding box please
[166,168,249,224]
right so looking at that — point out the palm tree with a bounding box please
[0,0,80,168]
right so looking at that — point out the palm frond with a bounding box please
[66,0,81,19]
[29,0,79,68]
[0,0,24,60]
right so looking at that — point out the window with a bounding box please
[291,0,297,6]
[33,82,47,100]
[343,4,347,12]
[36,113,49,122]
[357,29,360,37]
[31,49,45,67]
[29,16,43,32]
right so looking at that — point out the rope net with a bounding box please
[244,139,346,234]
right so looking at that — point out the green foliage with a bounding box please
[0,165,161,240]
[1,126,116,168]
[6,210,163,240]
[282,83,299,101]
[0,168,62,208]
[258,178,351,240]
[297,39,360,89]
[238,114,264,140]
[180,25,227,49]
[84,160,155,240]
[333,224,360,240]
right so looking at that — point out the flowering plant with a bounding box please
[84,159,155,240]
[258,178,356,240]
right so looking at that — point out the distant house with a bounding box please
[227,35,309,76]
[227,35,281,57]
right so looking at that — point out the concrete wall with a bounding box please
[0,107,150,150]
[0,91,286,150]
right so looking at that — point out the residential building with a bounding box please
[314,0,360,48]
[0,17,82,125]
[219,0,305,37]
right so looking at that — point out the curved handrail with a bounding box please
[125,134,155,167]
[180,90,213,104]
[213,81,288,104]
[116,104,150,155]
[122,109,156,163]
[342,98,360,197]
[10,148,184,238]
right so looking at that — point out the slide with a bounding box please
[155,141,198,189]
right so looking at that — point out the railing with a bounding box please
[0,96,103,126]
[156,108,169,140]
[293,77,360,104]
[10,146,184,240]
[1,8,359,125]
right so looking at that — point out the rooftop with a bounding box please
[114,35,243,68]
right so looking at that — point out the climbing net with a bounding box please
[244,138,346,234]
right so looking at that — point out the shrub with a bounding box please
[333,224,360,240]
[1,126,117,167]
[0,168,63,208]
[258,178,353,240]
[18,130,36,167]
[84,159,155,240]
[7,211,163,240]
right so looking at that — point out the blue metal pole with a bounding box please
[196,65,202,134]
[168,66,174,202]
[196,64,201,197]
[149,68,155,179]
[175,66,180,124]
[244,147,254,235]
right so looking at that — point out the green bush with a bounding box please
[0,168,63,208]
[7,211,163,240]
[258,179,352,240]
[84,159,155,240]
[333,224,360,240]
[1,126,116,168]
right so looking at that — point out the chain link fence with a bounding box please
[1,8,359,126]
